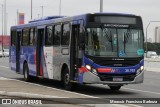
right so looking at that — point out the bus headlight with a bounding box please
[85,65,98,75]
[91,68,98,75]
[85,65,91,71]
[136,66,144,76]
[140,66,144,71]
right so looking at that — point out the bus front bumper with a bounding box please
[82,70,144,85]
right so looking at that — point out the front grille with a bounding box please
[98,73,136,81]
[85,55,143,67]
[95,60,139,67]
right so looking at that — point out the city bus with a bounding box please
[10,13,144,90]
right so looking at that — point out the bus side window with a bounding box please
[22,29,30,46]
[54,24,61,45]
[45,26,53,46]
[30,28,36,46]
[62,23,70,46]
[11,30,16,46]
[34,29,37,45]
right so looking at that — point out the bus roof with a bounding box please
[94,12,136,16]
[28,16,66,23]
[11,12,139,30]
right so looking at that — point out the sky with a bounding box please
[0,0,160,42]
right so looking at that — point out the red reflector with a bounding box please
[97,68,112,73]
[78,67,88,73]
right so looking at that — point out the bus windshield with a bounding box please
[85,27,144,57]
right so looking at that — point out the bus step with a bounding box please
[16,72,21,74]
[37,76,43,79]
[70,80,78,83]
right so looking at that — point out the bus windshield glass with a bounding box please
[85,27,144,57]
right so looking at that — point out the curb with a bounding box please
[0,91,89,106]
[0,91,66,98]
[0,91,131,107]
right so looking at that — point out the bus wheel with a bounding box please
[109,86,121,91]
[23,63,30,82]
[63,68,76,91]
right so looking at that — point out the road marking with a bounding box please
[0,65,9,69]
[127,104,143,107]
[0,77,13,80]
[123,87,160,95]
[0,91,68,98]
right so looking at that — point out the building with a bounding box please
[0,35,10,49]
[155,27,160,43]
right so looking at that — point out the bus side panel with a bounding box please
[43,47,53,79]
[19,47,23,74]
[20,46,37,76]
[53,46,62,80]
[28,47,37,76]
[10,46,16,71]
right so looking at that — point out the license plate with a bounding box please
[113,77,123,82]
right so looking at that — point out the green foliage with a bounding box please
[144,42,160,55]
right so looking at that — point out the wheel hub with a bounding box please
[65,73,69,85]
[24,68,28,79]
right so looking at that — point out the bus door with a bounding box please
[16,30,21,73]
[36,28,45,77]
[70,25,80,80]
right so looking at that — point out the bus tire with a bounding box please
[109,86,121,91]
[23,63,31,82]
[63,68,76,91]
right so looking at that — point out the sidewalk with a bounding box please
[0,78,127,107]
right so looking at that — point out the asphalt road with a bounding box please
[0,57,160,107]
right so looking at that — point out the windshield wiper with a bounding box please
[124,32,126,53]
[110,31,113,52]
[103,28,113,52]
[124,30,131,53]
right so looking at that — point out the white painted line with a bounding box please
[0,91,67,98]
[0,77,13,80]
[123,87,160,95]
[0,65,9,69]
[127,104,143,107]
[112,104,143,107]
